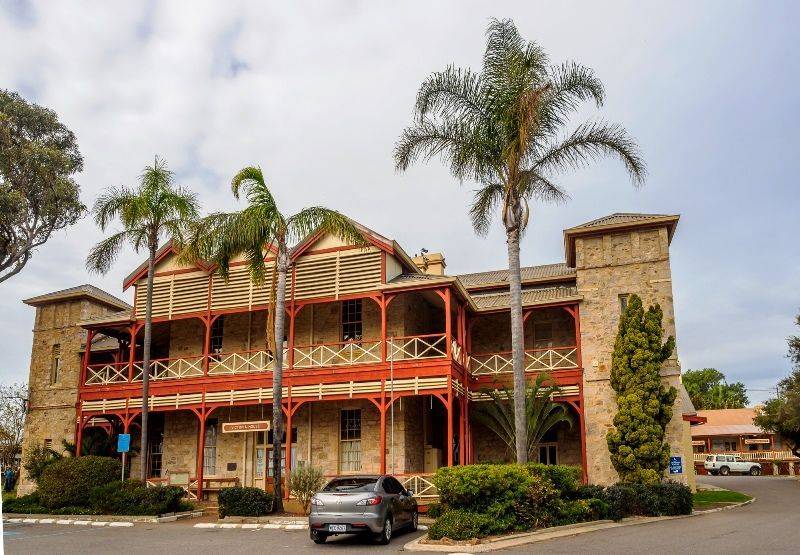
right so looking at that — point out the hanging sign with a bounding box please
[744,438,771,445]
[222,421,270,433]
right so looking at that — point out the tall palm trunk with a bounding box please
[506,226,527,464]
[271,245,288,512]
[139,243,156,481]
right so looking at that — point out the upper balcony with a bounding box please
[81,291,581,388]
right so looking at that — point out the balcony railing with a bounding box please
[469,346,579,375]
[692,451,799,462]
[133,355,205,381]
[293,340,382,368]
[85,362,129,385]
[208,349,285,375]
[388,334,447,361]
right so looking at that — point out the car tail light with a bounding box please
[355,496,382,506]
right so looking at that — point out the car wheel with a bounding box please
[376,517,392,545]
[719,466,730,476]
[410,510,419,531]
[310,529,327,544]
[750,466,761,476]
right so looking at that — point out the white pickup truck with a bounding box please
[704,454,762,476]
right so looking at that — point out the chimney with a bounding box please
[412,252,446,276]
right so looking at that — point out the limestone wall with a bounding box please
[576,226,692,486]
[18,298,117,493]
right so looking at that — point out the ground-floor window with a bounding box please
[340,409,362,472]
[712,438,739,452]
[538,443,558,465]
[203,420,217,475]
[149,433,164,477]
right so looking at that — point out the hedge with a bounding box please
[427,509,499,540]
[89,480,187,515]
[218,487,274,518]
[38,456,121,510]
[603,482,692,521]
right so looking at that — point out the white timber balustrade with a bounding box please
[293,340,382,368]
[85,362,128,385]
[389,334,447,361]
[132,355,205,381]
[469,346,579,375]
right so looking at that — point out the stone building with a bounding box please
[18,213,697,497]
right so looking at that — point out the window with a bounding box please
[382,477,404,494]
[323,477,377,492]
[341,300,362,341]
[254,428,297,478]
[204,420,218,476]
[619,294,630,314]
[210,316,225,356]
[150,433,164,477]
[533,323,553,349]
[340,409,362,472]
[50,344,62,384]
[538,444,558,465]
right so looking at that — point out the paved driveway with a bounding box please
[3,476,798,554]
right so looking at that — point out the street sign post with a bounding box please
[118,433,131,481]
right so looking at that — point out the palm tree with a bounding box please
[180,166,366,511]
[473,373,573,462]
[394,19,645,463]
[86,157,199,480]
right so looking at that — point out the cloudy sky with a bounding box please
[1,1,797,403]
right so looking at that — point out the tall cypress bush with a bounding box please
[606,294,677,484]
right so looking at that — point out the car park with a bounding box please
[308,475,418,545]
[704,454,762,476]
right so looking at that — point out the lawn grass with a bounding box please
[693,489,752,509]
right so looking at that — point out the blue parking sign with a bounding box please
[117,433,131,453]
[669,456,683,474]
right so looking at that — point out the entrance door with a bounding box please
[253,429,297,488]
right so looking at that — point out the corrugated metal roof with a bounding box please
[79,310,133,327]
[691,409,766,437]
[470,285,580,310]
[23,284,132,311]
[457,263,575,288]
[388,273,446,284]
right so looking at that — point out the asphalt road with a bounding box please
[3,476,798,554]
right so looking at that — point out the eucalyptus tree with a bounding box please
[394,18,645,462]
[181,166,366,510]
[86,158,199,480]
[473,373,573,462]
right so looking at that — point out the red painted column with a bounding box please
[75,415,84,458]
[577,399,588,484]
[287,307,297,369]
[573,304,582,368]
[444,289,452,359]
[458,396,466,465]
[380,296,387,362]
[81,329,95,387]
[202,316,213,374]
[128,324,138,381]
[379,383,387,474]
[446,376,454,466]
[196,412,206,500]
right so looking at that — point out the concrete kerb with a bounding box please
[2,510,202,527]
[403,498,756,552]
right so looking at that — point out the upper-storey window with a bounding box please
[533,323,553,349]
[210,316,225,355]
[619,294,630,314]
[342,299,362,342]
[50,344,61,384]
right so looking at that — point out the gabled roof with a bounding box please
[563,212,680,266]
[23,284,131,311]
[457,263,575,289]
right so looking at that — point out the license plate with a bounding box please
[328,524,347,532]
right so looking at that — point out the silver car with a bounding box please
[308,475,419,544]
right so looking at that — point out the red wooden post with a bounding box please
[458,396,466,465]
[75,414,84,458]
[446,376,454,466]
[284,400,293,500]
[81,329,95,387]
[379,382,387,473]
[195,409,208,500]
[573,304,582,368]
[128,324,139,381]
[380,296,387,362]
[287,306,297,369]
[572,398,588,484]
[444,288,452,359]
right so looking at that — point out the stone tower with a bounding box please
[18,285,130,493]
[565,213,695,488]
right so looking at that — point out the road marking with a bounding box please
[108,522,134,527]
[193,523,218,528]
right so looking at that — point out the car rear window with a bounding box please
[705,456,713,461]
[322,478,378,492]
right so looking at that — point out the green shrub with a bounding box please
[571,484,606,501]
[603,482,692,520]
[555,498,609,525]
[525,464,582,496]
[23,445,63,485]
[89,480,186,515]
[513,477,558,529]
[218,487,274,518]
[426,502,446,518]
[2,492,49,514]
[38,456,121,510]
[427,509,498,540]
[288,465,325,515]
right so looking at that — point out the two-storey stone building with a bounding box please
[18,213,697,498]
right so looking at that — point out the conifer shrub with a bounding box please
[218,486,274,518]
[606,294,677,484]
